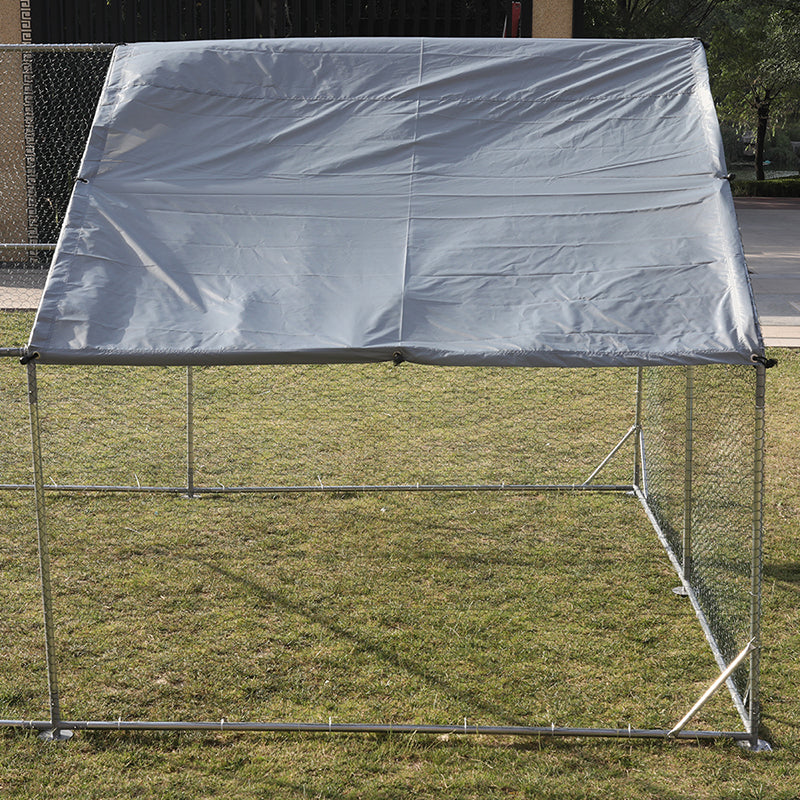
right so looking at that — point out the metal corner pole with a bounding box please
[683,365,695,584]
[749,362,767,749]
[26,361,72,742]
[186,365,194,498]
[633,366,644,489]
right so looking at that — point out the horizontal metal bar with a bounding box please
[0,482,635,494]
[0,718,752,741]
[0,243,56,251]
[0,43,116,51]
[0,348,24,358]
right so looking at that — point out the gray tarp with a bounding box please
[28,37,764,366]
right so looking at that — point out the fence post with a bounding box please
[748,361,767,749]
[186,365,194,498]
[682,365,694,584]
[633,366,643,489]
[26,358,72,741]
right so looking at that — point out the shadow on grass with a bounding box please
[190,554,533,728]
[764,562,800,585]
[764,562,800,599]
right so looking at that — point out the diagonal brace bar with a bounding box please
[668,639,753,738]
[582,425,637,485]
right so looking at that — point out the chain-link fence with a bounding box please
[0,351,765,742]
[640,364,762,733]
[1,358,638,491]
[0,44,113,311]
[0,47,765,745]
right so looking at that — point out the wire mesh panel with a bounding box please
[0,353,30,487]
[0,312,35,486]
[0,46,113,312]
[13,362,637,491]
[640,364,759,702]
[0,358,765,743]
[4,360,755,740]
[190,364,636,490]
[34,365,188,489]
[0,490,45,716]
[5,487,742,732]
[690,365,758,696]
[640,367,686,566]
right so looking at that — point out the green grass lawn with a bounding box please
[1,311,799,799]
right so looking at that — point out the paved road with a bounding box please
[735,196,800,348]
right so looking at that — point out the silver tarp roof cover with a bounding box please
[28,37,764,366]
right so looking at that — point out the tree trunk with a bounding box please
[755,104,769,182]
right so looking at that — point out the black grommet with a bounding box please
[751,354,777,368]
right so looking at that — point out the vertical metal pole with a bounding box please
[682,365,694,584]
[186,365,195,498]
[749,362,766,749]
[633,367,644,489]
[26,360,72,742]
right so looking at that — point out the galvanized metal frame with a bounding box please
[683,365,695,584]
[0,41,770,746]
[630,363,769,751]
[1,356,768,748]
[749,362,767,748]
[24,360,71,741]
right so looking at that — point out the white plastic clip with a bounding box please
[328,716,332,732]
[464,717,468,733]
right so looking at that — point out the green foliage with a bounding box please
[582,2,800,182]
[731,176,800,196]
[708,2,800,178]
[709,3,800,121]
[730,129,800,175]
[765,131,800,171]
[720,122,749,164]
[582,0,722,38]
